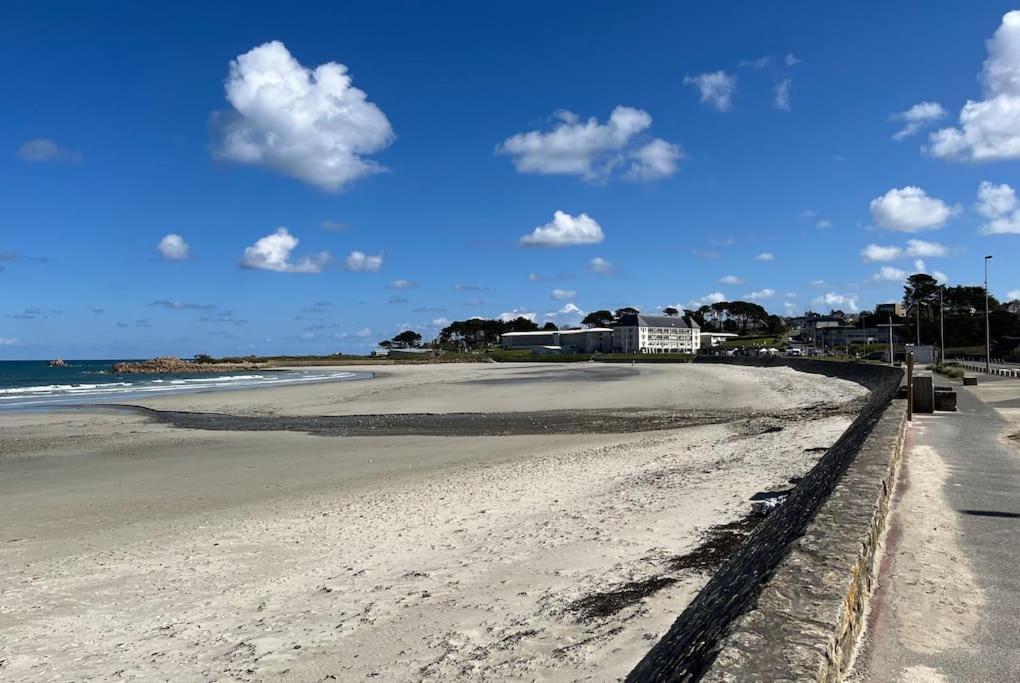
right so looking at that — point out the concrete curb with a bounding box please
[628,359,904,682]
[703,398,907,682]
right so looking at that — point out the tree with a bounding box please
[582,310,615,328]
[615,307,639,318]
[542,322,558,331]
[765,315,786,336]
[663,306,679,317]
[392,330,422,348]
[378,340,393,349]
[903,274,940,312]
[944,285,999,313]
[504,316,538,332]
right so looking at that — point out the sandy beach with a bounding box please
[0,362,867,681]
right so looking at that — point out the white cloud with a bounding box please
[550,288,576,300]
[719,275,745,285]
[683,71,736,112]
[541,302,586,328]
[862,239,949,262]
[344,250,383,272]
[528,273,542,282]
[861,244,902,262]
[890,101,946,140]
[321,219,348,231]
[688,291,727,307]
[911,259,949,284]
[0,338,19,346]
[747,288,776,300]
[355,327,373,337]
[157,233,190,261]
[497,107,678,182]
[520,211,604,247]
[1007,289,1020,299]
[869,186,959,232]
[627,138,683,180]
[754,252,775,261]
[586,256,616,275]
[387,279,417,289]
[872,266,907,282]
[816,219,832,229]
[18,138,80,163]
[774,79,792,111]
[813,291,859,312]
[905,239,949,257]
[977,180,1020,234]
[785,53,802,66]
[928,12,1020,161]
[215,41,394,191]
[242,227,331,273]
[977,180,1018,216]
[498,309,537,322]
[739,56,771,69]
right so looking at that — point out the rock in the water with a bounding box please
[111,356,265,374]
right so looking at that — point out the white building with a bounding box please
[613,314,701,354]
[700,331,738,347]
[501,328,614,353]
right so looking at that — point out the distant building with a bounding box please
[700,331,739,347]
[501,328,613,353]
[788,315,843,332]
[613,314,701,354]
[876,302,906,317]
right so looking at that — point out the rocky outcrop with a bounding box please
[112,356,266,374]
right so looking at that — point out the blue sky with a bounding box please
[2,1,1019,359]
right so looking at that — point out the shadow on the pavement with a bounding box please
[959,509,1020,518]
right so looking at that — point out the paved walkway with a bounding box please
[852,375,1020,681]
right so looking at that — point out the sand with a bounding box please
[0,362,867,681]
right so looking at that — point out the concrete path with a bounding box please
[852,375,1020,681]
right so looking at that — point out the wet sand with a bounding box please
[0,362,867,681]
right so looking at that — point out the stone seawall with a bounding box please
[628,358,904,682]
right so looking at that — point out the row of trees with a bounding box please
[383,275,1019,353]
[901,274,1020,348]
[378,329,424,349]
[436,316,544,349]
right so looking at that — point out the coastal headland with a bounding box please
[0,362,868,680]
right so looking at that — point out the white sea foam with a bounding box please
[0,370,366,409]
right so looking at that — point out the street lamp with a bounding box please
[985,255,993,373]
[939,286,945,365]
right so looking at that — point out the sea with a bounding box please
[0,360,370,410]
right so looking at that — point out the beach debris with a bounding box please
[751,497,784,516]
[567,577,677,621]
[749,489,790,517]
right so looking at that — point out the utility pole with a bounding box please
[985,255,993,373]
[939,286,945,365]
[915,302,921,346]
[878,314,905,367]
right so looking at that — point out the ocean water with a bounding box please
[0,360,370,410]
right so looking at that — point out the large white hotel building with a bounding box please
[501,313,700,354]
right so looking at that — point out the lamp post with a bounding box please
[939,286,945,365]
[878,315,905,367]
[985,255,993,373]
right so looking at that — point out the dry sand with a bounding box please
[0,362,867,681]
